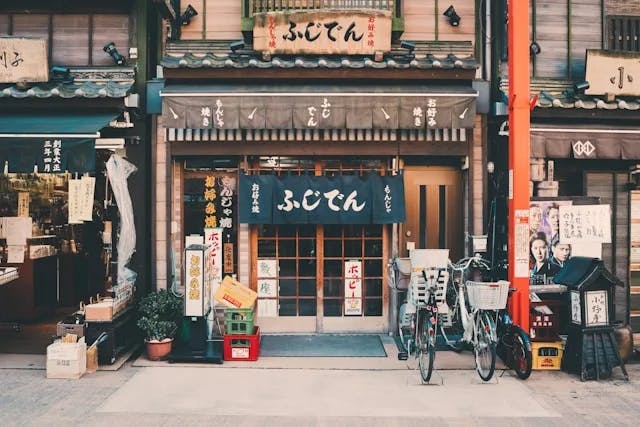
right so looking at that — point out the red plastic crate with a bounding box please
[223,326,260,361]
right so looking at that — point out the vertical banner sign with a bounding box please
[218,175,236,273]
[203,175,218,229]
[344,260,363,316]
[257,259,278,317]
[80,176,96,221]
[17,192,29,217]
[514,210,530,278]
[185,247,204,316]
[67,179,83,224]
[205,228,223,297]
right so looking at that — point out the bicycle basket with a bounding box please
[465,280,510,310]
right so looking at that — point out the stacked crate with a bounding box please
[223,304,260,361]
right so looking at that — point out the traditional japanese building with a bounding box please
[151,0,489,333]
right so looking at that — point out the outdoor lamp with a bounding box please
[530,41,542,56]
[50,66,72,83]
[179,5,198,26]
[574,81,590,93]
[400,41,416,52]
[103,42,125,66]
[443,5,461,27]
[230,40,246,52]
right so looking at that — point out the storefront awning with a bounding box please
[530,125,640,159]
[161,84,477,131]
[0,112,120,173]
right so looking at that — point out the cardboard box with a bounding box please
[46,337,87,379]
[85,299,114,321]
[214,276,257,309]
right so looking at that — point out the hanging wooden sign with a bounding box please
[0,38,49,83]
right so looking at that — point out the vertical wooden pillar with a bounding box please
[507,0,530,328]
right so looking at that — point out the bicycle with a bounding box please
[439,256,507,381]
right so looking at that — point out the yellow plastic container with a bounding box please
[532,341,563,370]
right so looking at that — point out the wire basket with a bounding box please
[466,280,510,310]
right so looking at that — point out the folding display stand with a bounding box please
[168,244,222,364]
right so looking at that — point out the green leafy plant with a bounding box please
[136,290,183,341]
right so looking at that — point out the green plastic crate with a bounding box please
[224,307,255,335]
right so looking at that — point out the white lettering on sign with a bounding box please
[276,188,366,213]
[251,183,261,214]
[426,98,438,128]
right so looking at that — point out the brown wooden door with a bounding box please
[401,166,463,261]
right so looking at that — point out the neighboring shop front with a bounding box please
[152,5,486,334]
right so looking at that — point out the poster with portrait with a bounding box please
[529,200,573,279]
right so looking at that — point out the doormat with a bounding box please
[260,334,387,357]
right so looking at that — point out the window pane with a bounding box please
[257,240,276,257]
[324,299,342,316]
[364,298,383,316]
[344,225,363,238]
[364,226,383,237]
[92,14,129,66]
[344,240,362,257]
[279,259,296,276]
[298,225,315,237]
[299,279,316,296]
[278,239,296,257]
[279,226,296,237]
[298,238,316,257]
[364,240,382,257]
[323,239,342,257]
[323,278,341,297]
[324,260,342,277]
[279,279,296,296]
[258,225,276,238]
[364,259,382,277]
[279,299,297,316]
[324,224,342,237]
[52,15,89,66]
[365,278,382,297]
[299,299,316,316]
[298,260,316,277]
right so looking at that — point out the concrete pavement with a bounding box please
[1,352,638,426]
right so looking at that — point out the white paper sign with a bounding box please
[344,260,362,315]
[257,299,278,317]
[257,279,278,298]
[515,209,530,278]
[204,228,223,296]
[585,290,608,327]
[185,248,205,317]
[67,179,83,224]
[559,205,611,244]
[571,291,581,324]
[80,176,96,221]
[257,259,278,278]
[7,245,25,264]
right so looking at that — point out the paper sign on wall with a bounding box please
[559,205,611,244]
[344,260,362,316]
[17,192,29,217]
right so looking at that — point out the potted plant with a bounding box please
[136,289,182,360]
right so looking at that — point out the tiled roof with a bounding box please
[0,67,135,99]
[501,78,640,111]
[161,40,479,71]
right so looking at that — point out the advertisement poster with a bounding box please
[529,201,575,279]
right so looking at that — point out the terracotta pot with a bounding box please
[145,338,173,361]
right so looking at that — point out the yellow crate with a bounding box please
[532,341,563,370]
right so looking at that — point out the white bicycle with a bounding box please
[439,256,510,382]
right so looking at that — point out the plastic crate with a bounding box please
[466,280,510,310]
[532,341,563,370]
[224,306,255,334]
[223,326,260,361]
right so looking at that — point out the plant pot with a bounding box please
[145,338,173,361]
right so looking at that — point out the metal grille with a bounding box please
[167,128,466,142]
[608,16,640,52]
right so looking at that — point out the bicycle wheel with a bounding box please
[509,326,533,380]
[417,310,435,383]
[474,311,496,382]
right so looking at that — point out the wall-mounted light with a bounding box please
[574,81,590,93]
[50,66,72,83]
[400,41,416,52]
[230,40,246,52]
[530,41,541,56]
[103,42,125,65]
[179,5,198,26]
[443,5,461,27]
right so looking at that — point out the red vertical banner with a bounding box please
[508,0,531,329]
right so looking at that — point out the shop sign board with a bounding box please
[514,209,529,278]
[344,260,362,316]
[17,192,29,217]
[204,228,223,296]
[253,10,392,55]
[559,205,611,244]
[185,246,206,317]
[0,37,48,83]
[239,174,405,225]
[585,50,640,96]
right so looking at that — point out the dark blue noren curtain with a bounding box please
[239,174,273,224]
[0,138,95,173]
[372,173,406,224]
[273,174,309,224]
[339,174,372,224]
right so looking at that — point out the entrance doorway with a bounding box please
[401,166,463,261]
